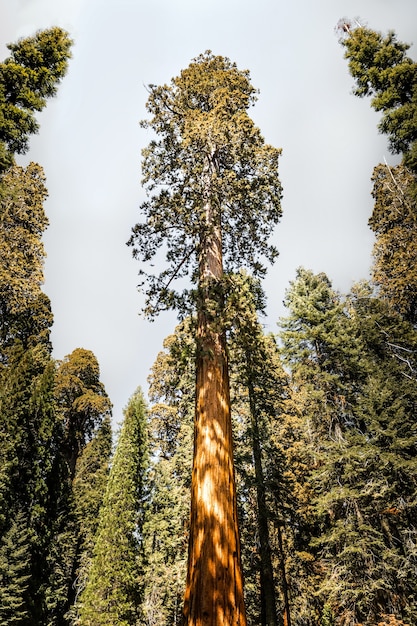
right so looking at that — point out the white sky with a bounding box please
[1,0,416,423]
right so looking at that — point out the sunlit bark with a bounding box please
[183,158,247,625]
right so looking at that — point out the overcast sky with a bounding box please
[1,0,416,423]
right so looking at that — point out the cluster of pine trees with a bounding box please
[1,17,416,626]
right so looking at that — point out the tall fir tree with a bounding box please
[78,388,149,626]
[338,20,417,174]
[0,28,72,623]
[226,273,288,626]
[0,162,58,623]
[68,415,113,620]
[142,323,194,625]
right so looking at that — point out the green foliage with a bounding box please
[321,603,335,626]
[278,268,417,625]
[0,27,72,172]
[128,51,282,317]
[227,273,289,626]
[54,348,112,477]
[78,389,148,625]
[0,163,52,363]
[368,162,417,323]
[44,352,112,625]
[0,511,31,625]
[339,22,417,172]
[339,22,417,329]
[143,323,194,625]
[145,299,291,626]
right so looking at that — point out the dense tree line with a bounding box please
[0,29,112,625]
[1,18,416,626]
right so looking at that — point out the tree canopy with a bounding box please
[128,50,282,317]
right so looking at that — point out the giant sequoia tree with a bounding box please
[128,52,282,625]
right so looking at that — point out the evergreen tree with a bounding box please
[0,28,72,620]
[227,273,288,626]
[142,324,194,625]
[337,20,417,173]
[45,350,112,625]
[0,163,52,362]
[128,51,282,626]
[279,269,417,625]
[69,416,113,615]
[338,22,417,324]
[0,511,32,625]
[0,160,58,623]
[54,348,113,479]
[0,27,72,172]
[78,388,148,626]
[145,292,291,626]
[369,162,417,323]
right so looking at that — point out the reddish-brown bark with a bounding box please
[183,176,247,625]
[183,324,246,625]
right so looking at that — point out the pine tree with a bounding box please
[54,348,113,479]
[69,416,113,615]
[368,162,417,323]
[145,286,291,626]
[227,273,288,626]
[128,51,282,626]
[0,161,58,623]
[78,388,148,626]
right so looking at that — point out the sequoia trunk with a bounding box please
[183,161,247,625]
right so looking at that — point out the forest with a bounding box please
[0,16,416,626]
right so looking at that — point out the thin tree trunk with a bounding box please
[247,373,279,626]
[276,523,292,626]
[183,155,247,625]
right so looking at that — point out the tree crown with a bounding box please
[128,51,282,318]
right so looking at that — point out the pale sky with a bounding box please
[1,0,416,423]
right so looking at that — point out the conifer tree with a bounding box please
[142,324,194,625]
[0,27,72,173]
[338,21,417,324]
[337,20,417,173]
[128,51,282,625]
[0,511,32,625]
[69,415,113,613]
[145,289,291,626]
[279,269,417,625]
[0,161,58,622]
[78,388,148,626]
[45,350,112,624]
[227,274,287,626]
[369,162,417,323]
